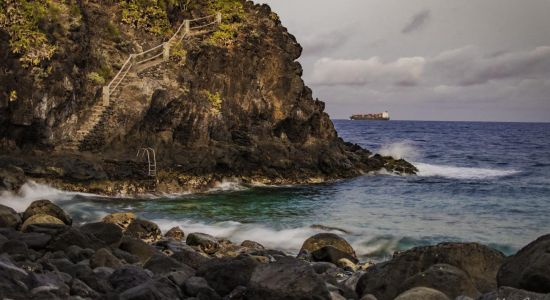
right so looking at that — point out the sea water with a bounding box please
[2,121,549,260]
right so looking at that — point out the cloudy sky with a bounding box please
[256,0,550,122]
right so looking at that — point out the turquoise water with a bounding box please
[2,121,549,260]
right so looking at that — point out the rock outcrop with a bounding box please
[0,0,416,195]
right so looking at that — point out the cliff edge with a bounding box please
[0,0,416,194]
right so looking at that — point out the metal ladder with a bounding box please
[137,147,157,177]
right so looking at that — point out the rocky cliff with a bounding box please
[0,0,416,195]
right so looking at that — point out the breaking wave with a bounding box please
[378,140,421,160]
[0,181,77,212]
[415,163,520,180]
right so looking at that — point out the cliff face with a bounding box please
[0,0,415,194]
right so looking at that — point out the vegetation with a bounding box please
[207,0,245,47]
[0,0,63,67]
[204,90,222,114]
[120,0,178,36]
[87,72,106,85]
[170,42,187,65]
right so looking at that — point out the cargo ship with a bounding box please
[350,111,390,121]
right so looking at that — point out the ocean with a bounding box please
[2,120,549,260]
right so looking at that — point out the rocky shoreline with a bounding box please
[0,200,548,300]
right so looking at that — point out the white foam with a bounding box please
[0,181,74,212]
[415,162,519,180]
[378,141,421,160]
[207,178,248,192]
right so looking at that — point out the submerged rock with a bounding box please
[497,234,550,293]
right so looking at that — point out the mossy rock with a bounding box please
[21,214,64,232]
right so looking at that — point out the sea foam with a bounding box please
[415,162,519,180]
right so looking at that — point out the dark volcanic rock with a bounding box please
[241,240,265,250]
[70,278,101,299]
[22,200,72,225]
[497,234,550,293]
[356,242,504,300]
[102,212,136,231]
[247,257,331,300]
[301,233,357,262]
[401,264,480,299]
[143,253,194,275]
[187,232,220,254]
[119,277,183,300]
[0,204,21,228]
[172,245,212,269]
[90,248,123,269]
[80,221,123,247]
[394,287,450,300]
[125,218,162,243]
[119,236,158,263]
[19,232,51,249]
[47,227,106,251]
[0,165,25,192]
[165,226,185,241]
[0,254,30,299]
[109,265,152,292]
[197,256,259,295]
[184,276,211,296]
[478,286,550,300]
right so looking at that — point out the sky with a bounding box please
[255,0,550,122]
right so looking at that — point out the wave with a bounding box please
[414,162,520,180]
[378,140,421,160]
[0,181,79,212]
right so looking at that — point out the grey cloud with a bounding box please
[299,27,353,56]
[401,9,431,34]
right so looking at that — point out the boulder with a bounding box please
[112,248,140,264]
[197,256,259,295]
[90,248,123,269]
[1,240,29,260]
[356,242,504,300]
[247,256,331,299]
[311,244,359,264]
[108,265,151,292]
[394,287,450,300]
[300,233,357,261]
[0,254,30,299]
[21,214,64,232]
[0,165,25,192]
[70,278,101,299]
[164,226,185,241]
[65,245,94,263]
[478,286,550,300]
[22,200,72,225]
[119,277,183,300]
[19,232,51,249]
[184,276,211,296]
[125,218,162,243]
[119,236,158,263]
[497,234,550,293]
[143,253,194,275]
[0,204,22,229]
[400,264,480,299]
[166,269,195,286]
[102,212,136,231]
[47,227,106,251]
[80,222,123,247]
[172,245,212,269]
[187,232,220,254]
[241,240,265,250]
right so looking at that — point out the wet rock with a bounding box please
[356,242,504,300]
[184,276,211,296]
[80,222,123,248]
[1,240,29,260]
[23,200,72,225]
[401,264,480,299]
[187,232,220,254]
[166,269,195,286]
[112,248,140,264]
[197,256,259,295]
[336,258,358,271]
[28,271,71,298]
[19,232,51,249]
[311,261,338,275]
[125,218,162,243]
[0,254,30,299]
[247,256,331,299]
[241,240,265,250]
[394,287,450,300]
[65,245,94,264]
[0,165,26,192]
[47,227,106,251]
[90,248,123,269]
[164,226,185,241]
[143,252,194,275]
[478,286,550,300]
[22,223,68,236]
[0,204,22,228]
[119,277,183,300]
[311,244,359,264]
[108,265,152,292]
[301,233,357,262]
[172,245,212,269]
[70,278,101,299]
[119,236,158,263]
[20,214,64,232]
[497,234,550,293]
[102,212,136,231]
[226,285,247,300]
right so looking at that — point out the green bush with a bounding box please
[120,0,172,36]
[207,0,245,47]
[204,90,222,114]
[87,72,106,85]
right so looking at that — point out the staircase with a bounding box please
[63,13,221,151]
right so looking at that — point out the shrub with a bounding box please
[206,0,245,47]
[204,91,222,114]
[120,0,172,36]
[87,72,106,85]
